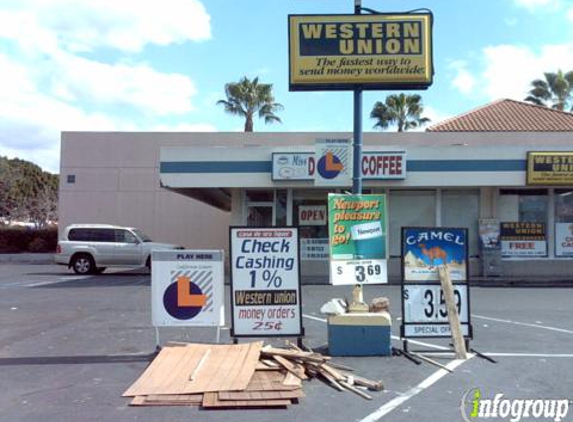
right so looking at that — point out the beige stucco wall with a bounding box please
[59,132,231,252]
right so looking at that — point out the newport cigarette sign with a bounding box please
[288,13,433,91]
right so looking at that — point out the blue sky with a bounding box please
[1,0,572,173]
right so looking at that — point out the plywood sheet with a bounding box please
[202,392,291,408]
[129,394,203,407]
[123,342,263,396]
[245,370,300,392]
[218,389,304,401]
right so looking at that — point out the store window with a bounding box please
[441,190,479,257]
[499,189,548,258]
[245,189,274,226]
[499,189,548,223]
[389,190,436,257]
[293,189,330,260]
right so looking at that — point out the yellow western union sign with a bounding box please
[527,152,573,185]
[288,13,433,91]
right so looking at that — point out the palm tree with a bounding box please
[217,76,283,132]
[524,70,573,111]
[370,93,430,132]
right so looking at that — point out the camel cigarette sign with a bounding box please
[288,13,433,91]
[328,193,388,285]
[151,250,224,327]
[402,227,467,281]
[401,227,472,339]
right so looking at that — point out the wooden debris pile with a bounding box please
[123,341,383,409]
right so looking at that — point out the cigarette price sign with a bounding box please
[400,227,473,339]
[230,227,303,337]
[328,193,388,285]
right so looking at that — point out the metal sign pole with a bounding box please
[352,0,363,195]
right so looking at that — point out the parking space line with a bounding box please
[472,314,573,335]
[26,276,89,287]
[302,314,449,351]
[485,353,573,358]
[358,357,472,422]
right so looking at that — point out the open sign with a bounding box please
[298,205,327,226]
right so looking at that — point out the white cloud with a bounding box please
[450,43,573,102]
[52,53,197,115]
[449,61,476,95]
[0,0,211,53]
[0,0,212,172]
[567,7,573,22]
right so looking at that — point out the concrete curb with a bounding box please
[0,253,55,264]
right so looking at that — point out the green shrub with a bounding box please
[0,227,58,253]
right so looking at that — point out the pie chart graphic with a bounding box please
[163,276,206,320]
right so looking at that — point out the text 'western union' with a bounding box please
[300,21,422,55]
[235,290,298,306]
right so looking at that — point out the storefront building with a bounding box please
[60,99,573,280]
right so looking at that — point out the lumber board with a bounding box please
[245,370,300,391]
[218,389,304,401]
[123,342,262,396]
[341,372,384,391]
[339,381,373,400]
[272,355,308,380]
[262,347,329,363]
[438,266,468,360]
[282,372,303,387]
[202,392,291,408]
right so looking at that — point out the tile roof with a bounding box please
[427,99,573,132]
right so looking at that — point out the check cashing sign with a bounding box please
[151,250,224,327]
[328,194,388,285]
[288,13,433,91]
[230,227,303,338]
[400,227,473,339]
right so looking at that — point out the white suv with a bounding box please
[55,224,184,274]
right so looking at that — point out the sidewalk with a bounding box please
[0,253,54,264]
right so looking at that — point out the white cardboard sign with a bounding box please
[151,250,224,327]
[230,227,303,337]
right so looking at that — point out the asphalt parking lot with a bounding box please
[1,263,572,422]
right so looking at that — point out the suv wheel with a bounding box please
[71,254,95,275]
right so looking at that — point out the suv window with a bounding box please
[115,229,138,243]
[68,228,115,242]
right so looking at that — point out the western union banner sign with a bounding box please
[527,152,573,185]
[288,13,433,91]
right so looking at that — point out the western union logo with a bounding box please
[300,21,422,55]
[288,13,433,90]
[234,290,298,306]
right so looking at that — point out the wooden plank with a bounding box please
[340,372,384,391]
[320,363,345,381]
[245,371,300,391]
[218,389,304,401]
[282,372,302,387]
[438,266,468,360]
[339,381,373,400]
[144,394,203,404]
[272,355,308,380]
[262,347,329,363]
[122,342,263,396]
[202,392,291,408]
[129,396,146,406]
